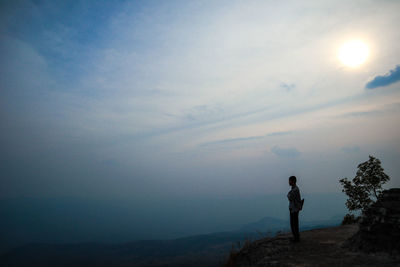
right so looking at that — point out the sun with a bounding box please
[338,40,369,67]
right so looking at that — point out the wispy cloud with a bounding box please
[366,65,400,89]
[341,110,381,117]
[199,131,293,147]
[267,131,293,137]
[340,102,400,118]
[199,135,265,147]
[271,146,301,158]
[280,82,296,92]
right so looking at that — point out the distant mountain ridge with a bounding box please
[239,217,287,232]
[240,215,343,233]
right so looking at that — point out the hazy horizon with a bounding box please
[0,192,347,250]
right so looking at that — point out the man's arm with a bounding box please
[295,189,301,202]
[288,189,296,201]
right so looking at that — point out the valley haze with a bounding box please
[1,193,346,251]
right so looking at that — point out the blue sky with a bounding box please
[1,0,400,199]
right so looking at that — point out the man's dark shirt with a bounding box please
[287,185,301,213]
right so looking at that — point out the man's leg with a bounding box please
[290,211,296,239]
[293,211,300,241]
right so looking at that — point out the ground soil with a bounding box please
[231,224,400,266]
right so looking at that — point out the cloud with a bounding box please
[341,110,381,117]
[200,135,265,147]
[183,104,224,122]
[280,82,296,92]
[271,146,300,158]
[365,65,400,89]
[199,131,293,147]
[267,131,293,137]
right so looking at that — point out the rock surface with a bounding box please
[347,188,400,254]
[230,224,400,266]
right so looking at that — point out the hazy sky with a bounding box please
[1,0,400,199]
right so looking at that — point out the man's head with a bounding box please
[289,176,297,186]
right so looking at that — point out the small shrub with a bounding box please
[342,213,359,225]
[339,155,390,213]
[224,244,237,267]
[225,236,253,267]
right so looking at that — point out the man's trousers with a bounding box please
[290,211,300,241]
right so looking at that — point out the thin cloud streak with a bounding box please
[198,131,293,147]
[271,146,301,158]
[199,135,265,147]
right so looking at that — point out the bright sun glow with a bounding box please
[338,40,369,67]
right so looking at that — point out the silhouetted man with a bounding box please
[287,176,301,242]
